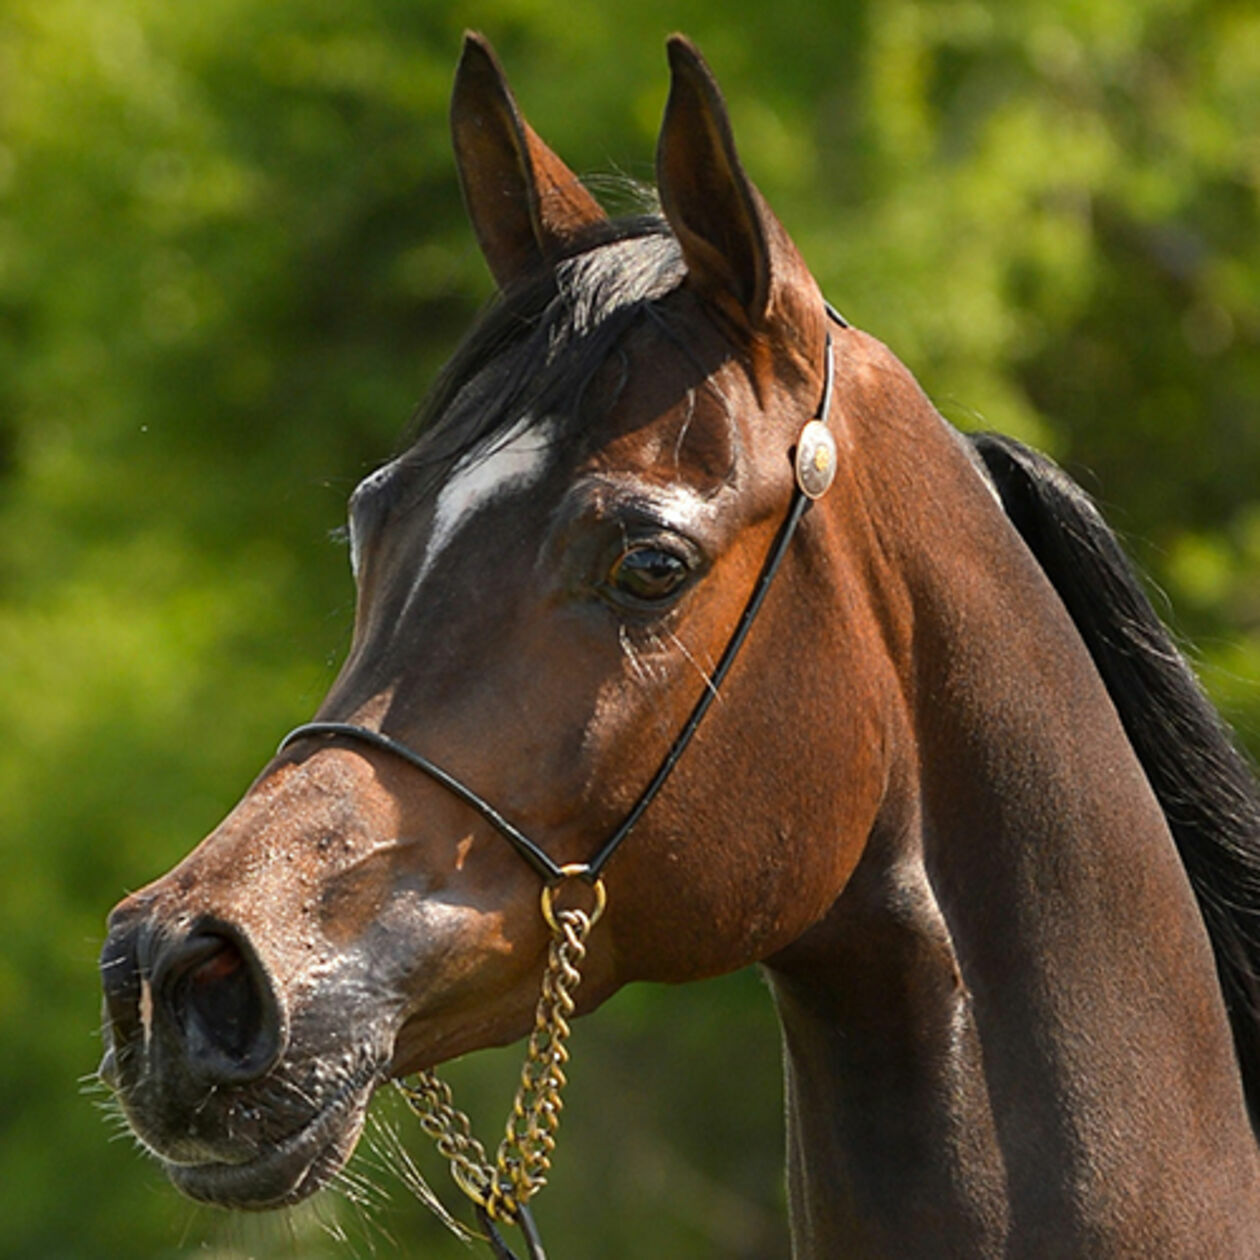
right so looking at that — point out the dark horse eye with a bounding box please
[607,546,690,604]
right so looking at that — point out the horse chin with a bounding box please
[160,1071,377,1210]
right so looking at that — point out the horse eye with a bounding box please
[607,546,691,604]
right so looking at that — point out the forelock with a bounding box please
[391,217,687,499]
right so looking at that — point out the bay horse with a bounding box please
[99,32,1260,1258]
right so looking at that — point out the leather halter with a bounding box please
[278,306,844,889]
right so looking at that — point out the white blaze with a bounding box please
[403,419,554,613]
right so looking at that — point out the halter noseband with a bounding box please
[278,306,842,885]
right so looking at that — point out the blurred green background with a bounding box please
[1,0,1257,1256]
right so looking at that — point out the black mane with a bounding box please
[972,431,1260,1127]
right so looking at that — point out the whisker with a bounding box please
[176,1200,203,1251]
[665,629,722,703]
[312,1195,350,1245]
[365,1110,477,1243]
[619,625,661,690]
[193,1083,221,1116]
[332,1163,389,1211]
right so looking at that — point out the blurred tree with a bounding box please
[0,0,1255,1256]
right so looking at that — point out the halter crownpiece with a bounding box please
[274,306,844,1260]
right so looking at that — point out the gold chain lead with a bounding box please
[398,872,605,1226]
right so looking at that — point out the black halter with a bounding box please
[278,305,844,887]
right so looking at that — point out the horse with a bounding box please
[98,32,1260,1258]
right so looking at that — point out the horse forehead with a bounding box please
[349,312,759,582]
[431,417,556,548]
[367,417,558,613]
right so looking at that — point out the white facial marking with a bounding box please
[403,419,555,613]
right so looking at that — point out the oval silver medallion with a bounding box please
[795,420,838,500]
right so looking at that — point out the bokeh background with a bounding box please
[2,0,1258,1256]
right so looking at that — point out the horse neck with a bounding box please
[763,366,1259,1257]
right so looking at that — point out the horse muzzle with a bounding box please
[97,898,382,1208]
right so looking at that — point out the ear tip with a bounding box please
[455,30,503,85]
[665,34,709,75]
[453,30,515,120]
[664,35,726,112]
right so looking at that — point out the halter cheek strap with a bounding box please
[277,315,842,889]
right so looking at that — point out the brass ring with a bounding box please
[540,864,607,934]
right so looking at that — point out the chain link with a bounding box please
[397,875,604,1226]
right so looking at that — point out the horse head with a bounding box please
[98,34,892,1211]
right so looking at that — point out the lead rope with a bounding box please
[394,869,606,1260]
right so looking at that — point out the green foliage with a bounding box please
[0,0,1256,1255]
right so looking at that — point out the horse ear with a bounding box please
[451,32,608,289]
[656,36,814,335]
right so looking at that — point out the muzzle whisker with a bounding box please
[331,1161,389,1210]
[309,1195,350,1245]
[334,1143,404,1256]
[78,1071,112,1098]
[192,1082,221,1117]
[363,1111,478,1243]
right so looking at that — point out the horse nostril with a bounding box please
[161,931,283,1082]
[179,938,256,1057]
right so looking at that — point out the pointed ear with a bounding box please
[656,36,816,336]
[451,32,608,289]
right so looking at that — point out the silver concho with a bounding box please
[794,419,838,500]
